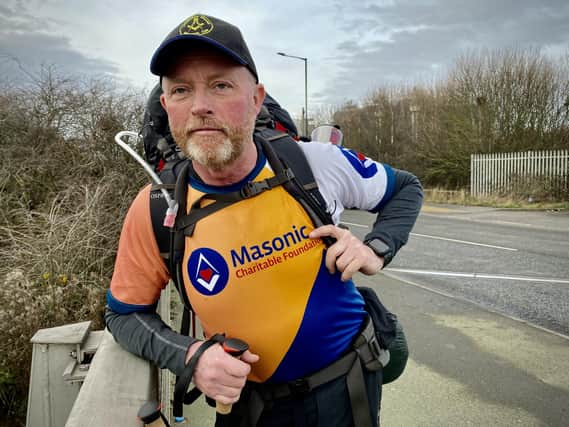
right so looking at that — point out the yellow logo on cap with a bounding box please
[179,15,213,35]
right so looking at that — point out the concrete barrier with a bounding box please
[28,290,171,426]
[65,329,157,427]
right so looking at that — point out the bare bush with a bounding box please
[331,47,569,191]
[449,47,569,152]
[506,174,569,202]
[0,182,122,379]
[0,67,148,423]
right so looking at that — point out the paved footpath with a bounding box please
[368,273,569,427]
[420,203,569,232]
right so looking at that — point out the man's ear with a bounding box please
[253,83,266,114]
[159,78,170,111]
[159,92,168,112]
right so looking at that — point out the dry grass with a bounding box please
[424,187,569,210]
[0,183,126,403]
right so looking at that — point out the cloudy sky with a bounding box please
[1,0,568,122]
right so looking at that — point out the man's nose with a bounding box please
[191,89,213,116]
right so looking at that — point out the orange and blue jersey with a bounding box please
[108,141,395,383]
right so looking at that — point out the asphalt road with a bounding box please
[364,273,569,426]
[342,204,569,337]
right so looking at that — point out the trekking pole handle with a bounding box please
[138,401,170,427]
[216,338,249,415]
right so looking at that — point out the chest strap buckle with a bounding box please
[241,180,271,198]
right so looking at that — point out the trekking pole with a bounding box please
[114,131,178,227]
[216,338,249,415]
[138,400,170,427]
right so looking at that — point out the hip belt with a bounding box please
[244,315,388,427]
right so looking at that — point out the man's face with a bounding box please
[160,48,265,171]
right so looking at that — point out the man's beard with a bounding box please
[171,118,254,171]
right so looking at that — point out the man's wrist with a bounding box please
[186,340,204,364]
[364,238,393,267]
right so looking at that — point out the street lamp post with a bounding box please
[277,52,308,136]
[409,104,420,143]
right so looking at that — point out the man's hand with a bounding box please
[309,225,384,281]
[185,341,259,405]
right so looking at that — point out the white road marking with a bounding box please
[382,271,569,340]
[386,268,569,284]
[493,220,533,227]
[341,221,369,229]
[411,232,518,251]
[338,221,518,251]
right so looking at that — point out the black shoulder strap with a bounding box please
[149,158,189,258]
[149,159,195,319]
[254,127,328,204]
[259,135,335,246]
[170,161,194,311]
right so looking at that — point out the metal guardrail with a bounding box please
[471,149,569,197]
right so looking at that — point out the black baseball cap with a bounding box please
[150,14,258,82]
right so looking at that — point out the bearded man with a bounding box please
[106,14,422,427]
